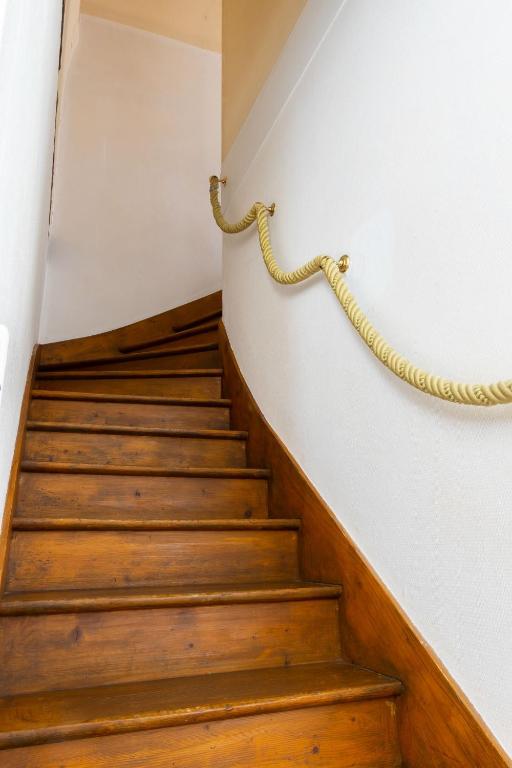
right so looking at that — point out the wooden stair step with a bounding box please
[173,308,222,332]
[23,428,247,470]
[35,369,223,398]
[30,393,231,430]
[16,471,269,520]
[12,517,299,531]
[0,661,401,751]
[38,342,221,372]
[20,461,270,478]
[0,581,340,615]
[31,389,230,406]
[118,320,219,353]
[26,421,245,439]
[0,598,341,696]
[7,529,298,590]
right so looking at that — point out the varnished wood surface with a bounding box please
[36,371,223,398]
[219,322,511,768]
[0,582,341,616]
[173,308,222,333]
[0,700,401,767]
[20,461,270,478]
[0,599,341,695]
[0,296,408,765]
[39,291,222,367]
[0,661,399,749]
[16,471,269,520]
[119,320,220,353]
[30,397,231,430]
[39,340,220,371]
[7,530,299,591]
[23,430,247,469]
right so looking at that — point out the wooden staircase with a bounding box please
[0,304,403,766]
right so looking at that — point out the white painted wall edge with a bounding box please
[222,0,345,197]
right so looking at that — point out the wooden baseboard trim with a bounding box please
[218,321,511,768]
[0,345,40,592]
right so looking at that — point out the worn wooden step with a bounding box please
[23,426,247,470]
[38,342,221,372]
[35,369,223,398]
[7,529,298,591]
[16,471,269,520]
[12,517,299,531]
[20,461,270,478]
[119,320,219,353]
[0,582,341,616]
[0,699,401,767]
[0,661,401,751]
[30,392,231,430]
[0,598,341,696]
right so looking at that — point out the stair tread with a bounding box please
[38,342,219,372]
[21,461,270,478]
[12,517,300,531]
[26,421,246,440]
[37,369,223,379]
[0,580,340,614]
[31,389,230,407]
[118,320,219,353]
[0,661,402,750]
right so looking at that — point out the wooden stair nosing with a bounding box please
[26,421,247,441]
[12,517,300,532]
[0,581,340,615]
[20,461,271,479]
[38,342,220,372]
[36,369,223,380]
[0,662,402,750]
[173,308,222,333]
[118,320,220,354]
[31,390,231,408]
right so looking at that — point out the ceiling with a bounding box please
[80,0,221,52]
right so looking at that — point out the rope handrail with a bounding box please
[209,175,512,406]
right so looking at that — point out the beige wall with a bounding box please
[222,0,306,157]
[81,0,221,51]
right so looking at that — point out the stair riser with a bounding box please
[0,700,400,767]
[0,600,341,696]
[29,400,230,430]
[16,473,269,520]
[35,377,222,398]
[23,431,246,470]
[7,530,298,591]
[73,348,221,372]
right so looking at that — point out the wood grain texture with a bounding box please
[7,530,299,590]
[29,397,231,430]
[119,320,219,353]
[0,599,341,695]
[39,291,222,367]
[35,373,222,398]
[23,429,246,469]
[0,700,401,767]
[0,346,40,592]
[219,322,511,768]
[16,471,269,520]
[40,345,221,372]
[0,582,341,616]
[0,662,399,749]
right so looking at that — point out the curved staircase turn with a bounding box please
[0,297,403,767]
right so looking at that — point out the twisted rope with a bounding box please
[209,175,512,406]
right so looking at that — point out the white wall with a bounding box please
[41,15,221,342]
[222,0,512,755]
[0,2,62,519]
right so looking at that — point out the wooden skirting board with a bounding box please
[218,321,511,768]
